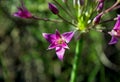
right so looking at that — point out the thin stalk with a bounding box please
[113,5,120,10]
[100,1,119,15]
[57,14,77,27]
[65,2,77,21]
[70,38,83,82]
[99,18,116,24]
[53,0,74,19]
[104,1,119,13]
[32,16,62,23]
[65,2,72,13]
[20,0,24,7]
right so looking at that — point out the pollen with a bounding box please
[57,38,64,44]
[116,30,120,37]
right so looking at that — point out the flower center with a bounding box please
[116,30,120,37]
[57,38,64,44]
[111,30,120,37]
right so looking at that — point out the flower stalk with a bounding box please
[53,0,74,19]
[57,14,77,27]
[32,16,62,23]
[70,37,83,82]
[102,1,119,14]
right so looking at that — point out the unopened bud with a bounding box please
[97,2,104,12]
[79,0,84,6]
[98,0,104,2]
[48,3,59,15]
[93,14,102,24]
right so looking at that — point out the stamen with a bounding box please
[57,38,64,44]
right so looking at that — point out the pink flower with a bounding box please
[13,1,32,18]
[108,15,120,44]
[42,29,74,61]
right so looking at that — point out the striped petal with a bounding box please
[62,31,74,43]
[109,37,118,45]
[42,33,56,43]
[56,47,65,61]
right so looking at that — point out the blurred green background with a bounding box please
[0,0,120,82]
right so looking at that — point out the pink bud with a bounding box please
[48,3,59,15]
[93,14,102,24]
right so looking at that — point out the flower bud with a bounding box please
[93,14,102,24]
[79,0,84,6]
[48,3,59,15]
[98,0,104,2]
[97,2,104,12]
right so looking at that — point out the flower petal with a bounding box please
[113,15,120,30]
[55,29,61,39]
[48,42,57,50]
[13,12,20,17]
[108,30,116,36]
[13,4,32,18]
[56,47,65,61]
[62,31,74,43]
[42,33,56,43]
[109,37,118,45]
[61,42,69,49]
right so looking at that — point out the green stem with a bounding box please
[32,16,62,23]
[53,0,74,19]
[57,14,77,27]
[99,18,115,24]
[65,2,77,21]
[70,38,83,82]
